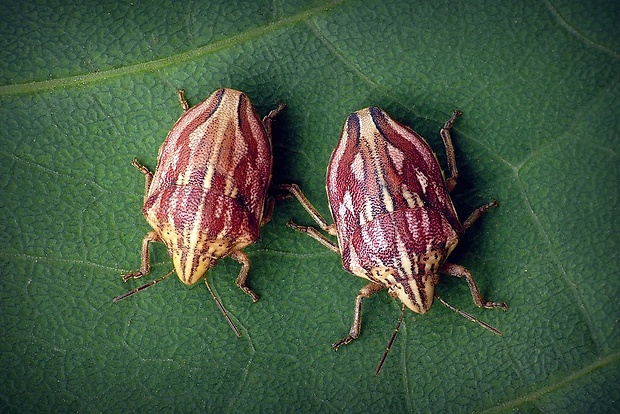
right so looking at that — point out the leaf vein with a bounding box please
[543,0,620,60]
[479,352,620,413]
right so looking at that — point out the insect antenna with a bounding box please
[113,269,175,302]
[375,303,406,376]
[435,294,502,335]
[204,278,241,337]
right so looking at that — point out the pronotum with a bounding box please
[115,88,285,336]
[283,107,507,373]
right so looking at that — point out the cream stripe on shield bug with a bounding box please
[114,88,285,337]
[281,107,507,374]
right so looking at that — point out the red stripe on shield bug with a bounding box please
[282,107,507,373]
[115,88,285,336]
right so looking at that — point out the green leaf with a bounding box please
[1,0,618,412]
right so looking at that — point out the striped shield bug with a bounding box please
[115,88,285,336]
[282,107,507,373]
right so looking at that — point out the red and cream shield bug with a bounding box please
[282,107,506,373]
[115,88,284,336]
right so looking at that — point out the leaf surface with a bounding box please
[1,1,618,412]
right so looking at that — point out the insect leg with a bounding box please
[462,200,498,230]
[176,90,190,111]
[122,231,161,281]
[440,110,462,192]
[262,103,286,138]
[260,196,278,226]
[332,282,384,350]
[130,158,153,204]
[439,263,507,310]
[279,183,338,236]
[286,220,339,252]
[260,188,293,226]
[230,250,260,302]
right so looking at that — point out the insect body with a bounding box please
[115,88,284,334]
[283,107,506,371]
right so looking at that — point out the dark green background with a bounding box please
[1,0,618,412]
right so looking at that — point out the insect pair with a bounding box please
[114,88,507,374]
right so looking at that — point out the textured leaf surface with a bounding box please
[1,1,618,412]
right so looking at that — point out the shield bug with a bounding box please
[282,107,507,373]
[115,88,285,336]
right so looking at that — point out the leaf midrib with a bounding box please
[0,0,349,96]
